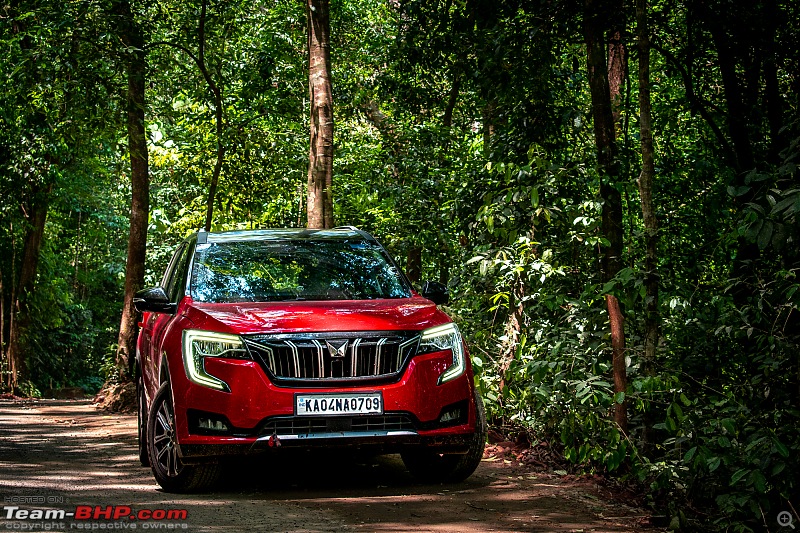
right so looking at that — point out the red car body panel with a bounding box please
[138,295,477,454]
[188,297,448,334]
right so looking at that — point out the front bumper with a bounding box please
[170,349,477,461]
[177,430,474,463]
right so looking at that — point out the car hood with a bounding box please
[184,296,450,335]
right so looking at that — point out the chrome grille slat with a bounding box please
[312,339,325,378]
[373,338,383,375]
[285,340,300,378]
[244,332,420,384]
[350,338,360,377]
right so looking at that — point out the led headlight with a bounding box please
[182,330,248,392]
[419,323,466,384]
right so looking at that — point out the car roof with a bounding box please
[198,227,374,244]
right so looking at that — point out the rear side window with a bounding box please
[163,244,192,302]
[190,239,411,303]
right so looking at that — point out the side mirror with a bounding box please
[133,287,177,314]
[421,281,449,305]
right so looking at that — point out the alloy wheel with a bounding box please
[151,390,182,478]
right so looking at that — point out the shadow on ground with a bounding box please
[0,399,655,532]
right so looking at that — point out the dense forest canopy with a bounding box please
[1,0,798,529]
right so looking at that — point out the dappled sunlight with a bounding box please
[0,461,37,468]
[0,400,649,532]
[289,491,619,532]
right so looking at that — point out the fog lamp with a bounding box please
[437,400,468,427]
[198,418,229,432]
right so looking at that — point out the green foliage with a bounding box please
[1,0,798,530]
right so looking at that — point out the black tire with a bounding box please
[147,382,221,492]
[136,373,150,467]
[402,387,487,483]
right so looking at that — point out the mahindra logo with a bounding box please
[325,340,349,359]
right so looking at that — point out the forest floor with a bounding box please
[0,398,663,532]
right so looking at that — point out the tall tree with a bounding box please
[584,0,627,433]
[197,0,225,232]
[636,0,659,450]
[3,3,54,391]
[148,0,227,232]
[113,0,149,380]
[4,187,50,391]
[306,0,334,229]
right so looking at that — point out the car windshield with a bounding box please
[190,239,411,303]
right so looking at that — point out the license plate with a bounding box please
[295,392,383,416]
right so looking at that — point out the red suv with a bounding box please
[134,227,486,492]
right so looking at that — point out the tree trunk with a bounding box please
[442,73,461,129]
[607,0,626,125]
[3,224,15,391]
[306,0,334,229]
[584,0,627,434]
[700,6,761,305]
[482,102,495,155]
[5,190,50,391]
[499,273,525,394]
[199,0,224,232]
[762,0,784,163]
[113,0,150,381]
[708,25,755,175]
[405,247,422,285]
[636,0,659,450]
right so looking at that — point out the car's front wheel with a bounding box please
[147,382,221,492]
[402,388,487,483]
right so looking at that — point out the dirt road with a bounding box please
[0,400,656,532]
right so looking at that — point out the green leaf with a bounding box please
[721,419,736,435]
[683,447,697,463]
[729,468,749,486]
[771,194,799,215]
[727,185,751,197]
[774,438,790,458]
[749,470,767,494]
[757,220,773,250]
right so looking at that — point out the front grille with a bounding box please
[260,415,416,436]
[352,415,415,432]
[243,332,420,384]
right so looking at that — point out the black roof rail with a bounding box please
[333,225,376,241]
